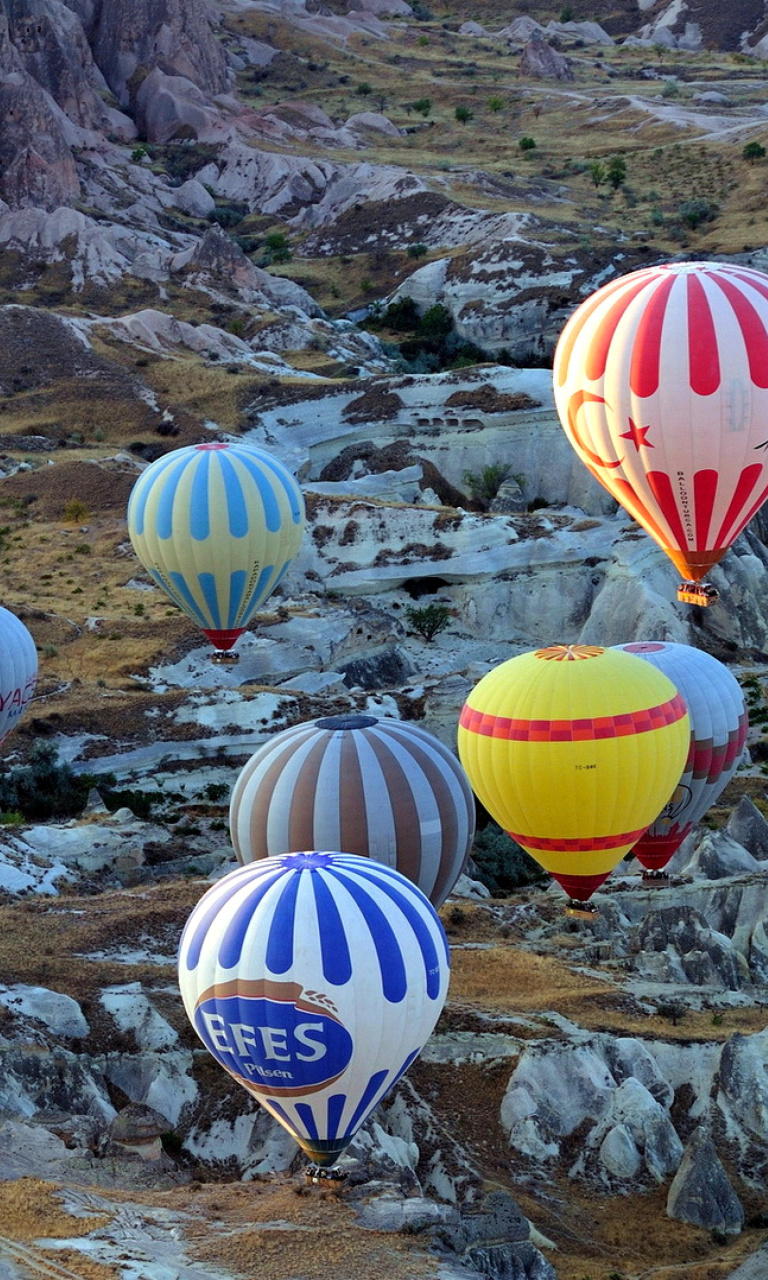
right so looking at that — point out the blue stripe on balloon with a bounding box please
[128,451,184,536]
[311,873,352,986]
[390,1047,419,1088]
[229,450,282,533]
[156,455,192,540]
[168,572,210,627]
[326,1093,347,1141]
[327,873,407,1002]
[334,864,446,1000]
[264,1099,298,1138]
[265,868,301,974]
[189,451,212,540]
[183,867,282,970]
[226,570,248,629]
[341,1068,389,1139]
[256,451,305,525]
[217,868,290,969]
[239,565,277,624]
[295,1102,319,1140]
[197,573,222,630]
[218,453,250,538]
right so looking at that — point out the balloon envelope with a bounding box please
[0,607,37,746]
[229,714,475,907]
[178,852,450,1166]
[127,442,305,654]
[553,261,768,588]
[457,644,690,901]
[613,642,748,870]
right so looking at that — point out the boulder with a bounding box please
[678,831,761,881]
[501,1042,616,1160]
[0,75,80,209]
[667,1127,744,1233]
[439,1190,557,1280]
[90,0,230,107]
[520,36,573,81]
[135,66,216,144]
[726,796,768,860]
[171,178,216,218]
[0,985,89,1040]
[588,1077,683,1182]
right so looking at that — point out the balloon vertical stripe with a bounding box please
[687,274,720,395]
[338,863,444,997]
[715,465,764,548]
[629,271,673,397]
[265,871,301,974]
[713,274,768,386]
[217,454,250,537]
[190,451,212,539]
[204,868,288,969]
[694,470,718,548]
[311,874,353,985]
[326,1093,347,1141]
[342,1069,390,1140]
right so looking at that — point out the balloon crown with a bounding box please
[534,644,605,661]
[314,714,379,730]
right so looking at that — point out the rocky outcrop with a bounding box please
[4,0,119,131]
[520,35,573,81]
[88,0,230,108]
[0,67,80,209]
[634,906,744,990]
[667,1127,744,1233]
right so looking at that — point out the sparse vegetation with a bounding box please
[63,499,90,523]
[463,463,512,505]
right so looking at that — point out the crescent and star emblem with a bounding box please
[567,393,654,469]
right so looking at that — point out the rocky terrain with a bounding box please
[2,1,768,1278]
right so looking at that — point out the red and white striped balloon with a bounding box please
[553,261,768,586]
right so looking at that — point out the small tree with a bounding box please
[679,197,717,229]
[464,463,512,505]
[455,105,474,125]
[488,95,505,113]
[356,82,373,96]
[743,140,766,164]
[589,160,606,187]
[412,97,432,117]
[519,135,536,151]
[405,603,452,643]
[606,155,627,189]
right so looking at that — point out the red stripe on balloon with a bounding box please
[645,471,689,550]
[711,273,768,389]
[693,469,718,549]
[509,828,648,853]
[629,272,675,397]
[716,474,768,551]
[712,463,763,548]
[611,477,680,551]
[584,273,663,383]
[555,272,653,388]
[687,274,720,394]
[458,694,687,742]
[721,267,768,308]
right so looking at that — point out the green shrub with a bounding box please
[679,197,718,229]
[743,140,766,163]
[463,463,511,504]
[63,499,90,523]
[606,155,627,190]
[356,82,373,95]
[488,96,505,113]
[405,603,452,643]
[471,822,546,894]
[519,136,536,151]
[407,243,428,258]
[411,97,432,117]
[455,105,474,125]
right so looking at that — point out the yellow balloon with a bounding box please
[457,645,690,902]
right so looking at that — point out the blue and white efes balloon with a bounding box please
[127,441,305,660]
[0,606,37,746]
[178,852,450,1167]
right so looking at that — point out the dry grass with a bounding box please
[0,1178,109,1239]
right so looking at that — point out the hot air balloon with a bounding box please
[178,852,449,1171]
[0,607,37,746]
[553,260,768,607]
[126,442,305,662]
[229,714,475,907]
[457,644,690,911]
[613,642,748,878]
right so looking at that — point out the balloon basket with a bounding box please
[211,650,239,665]
[641,869,670,887]
[564,900,599,920]
[677,582,718,607]
[305,1164,347,1189]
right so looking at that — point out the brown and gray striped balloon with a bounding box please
[229,714,476,907]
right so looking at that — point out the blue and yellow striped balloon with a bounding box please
[178,852,450,1167]
[127,442,305,657]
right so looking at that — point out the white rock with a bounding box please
[448,872,491,900]
[599,1123,641,1179]
[100,983,177,1051]
[171,179,216,218]
[0,985,88,1040]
